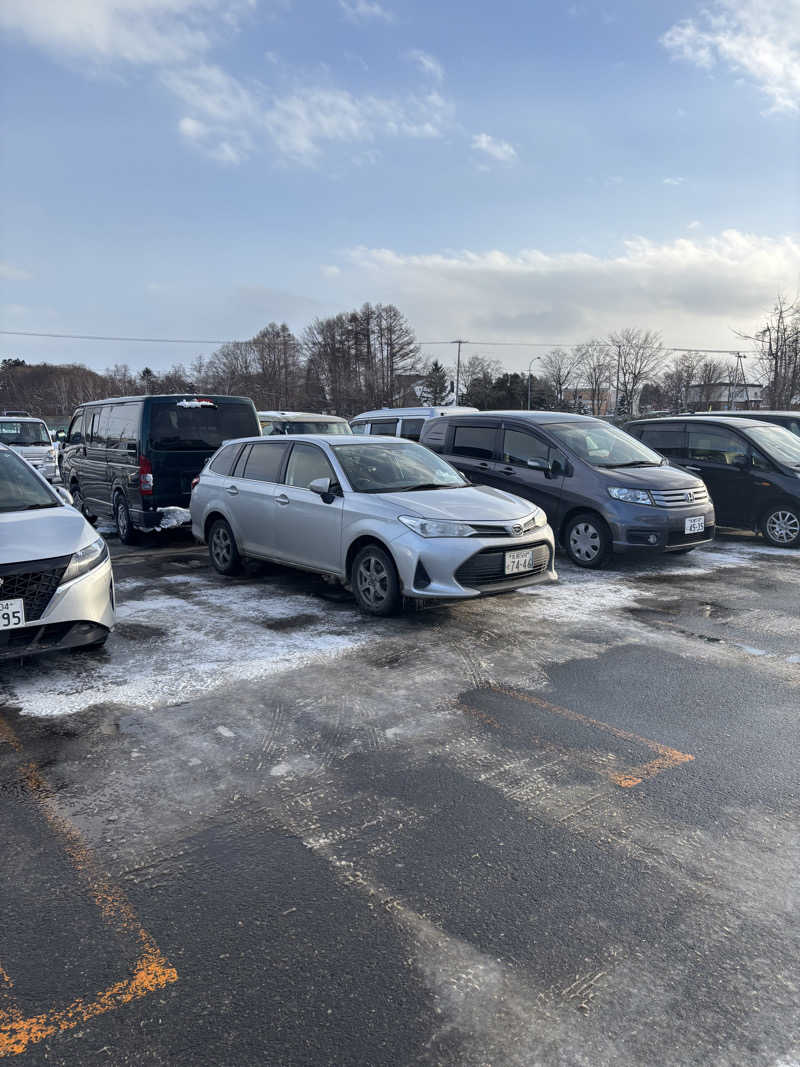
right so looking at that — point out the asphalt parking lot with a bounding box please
[1,530,799,1066]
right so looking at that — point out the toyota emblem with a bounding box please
[511,523,523,536]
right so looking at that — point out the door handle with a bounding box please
[276,493,289,506]
[685,466,702,473]
[226,485,239,495]
[477,462,490,469]
[501,467,514,475]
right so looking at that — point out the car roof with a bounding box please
[257,410,348,420]
[0,415,47,423]
[76,393,253,405]
[352,406,479,420]
[429,409,604,424]
[221,433,416,447]
[699,410,798,418]
[628,415,774,429]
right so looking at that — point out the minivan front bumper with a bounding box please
[605,501,716,554]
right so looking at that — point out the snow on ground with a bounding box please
[6,575,377,718]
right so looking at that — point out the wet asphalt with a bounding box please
[1,529,798,1066]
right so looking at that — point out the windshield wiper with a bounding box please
[598,460,660,468]
[21,502,58,510]
[396,482,464,491]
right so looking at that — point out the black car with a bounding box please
[420,411,715,568]
[61,394,260,543]
[626,415,800,547]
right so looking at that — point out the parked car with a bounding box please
[61,394,260,544]
[258,410,352,435]
[1,409,31,417]
[191,434,556,614]
[626,415,800,547]
[691,410,800,438]
[350,406,479,442]
[419,411,715,568]
[0,444,114,659]
[0,416,58,482]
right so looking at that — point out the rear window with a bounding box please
[149,399,257,450]
[400,418,425,441]
[209,443,243,477]
[452,425,496,460]
[638,427,686,458]
[370,419,398,435]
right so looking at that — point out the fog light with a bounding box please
[648,534,658,544]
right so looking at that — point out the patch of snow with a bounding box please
[176,399,215,408]
[155,507,191,530]
[216,725,235,738]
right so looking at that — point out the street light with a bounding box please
[526,356,540,410]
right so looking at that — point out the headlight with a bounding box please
[60,537,109,585]
[398,516,476,538]
[531,508,547,528]
[607,487,653,505]
[48,448,56,460]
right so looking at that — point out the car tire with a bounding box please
[761,505,800,548]
[71,482,96,524]
[114,494,138,545]
[351,543,401,616]
[208,518,242,575]
[564,512,612,569]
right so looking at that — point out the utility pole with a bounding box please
[527,356,538,409]
[452,340,463,406]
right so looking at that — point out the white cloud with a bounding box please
[342,230,800,354]
[338,0,392,23]
[321,264,341,277]
[662,0,800,112]
[663,176,685,185]
[178,115,208,141]
[0,262,32,281]
[406,49,444,82]
[687,219,702,229]
[471,132,517,163]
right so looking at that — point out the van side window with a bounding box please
[243,442,289,482]
[105,403,143,450]
[400,418,424,441]
[88,407,110,446]
[502,429,549,465]
[67,411,84,445]
[638,427,686,458]
[452,425,496,460]
[370,419,398,435]
[687,428,745,464]
[351,422,369,435]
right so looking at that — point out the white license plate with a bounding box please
[505,548,535,575]
[0,599,25,630]
[685,516,705,534]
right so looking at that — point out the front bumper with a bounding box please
[0,556,114,661]
[605,502,717,554]
[29,461,58,482]
[389,525,558,600]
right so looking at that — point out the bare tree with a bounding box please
[693,357,725,409]
[574,340,614,416]
[661,351,701,412]
[608,328,665,416]
[738,296,800,409]
[540,347,582,410]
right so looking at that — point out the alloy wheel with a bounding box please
[211,526,233,568]
[356,554,389,608]
[766,510,800,545]
[569,521,601,562]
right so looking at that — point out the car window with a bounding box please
[687,428,747,464]
[547,422,663,467]
[452,425,496,460]
[88,407,110,446]
[502,429,549,465]
[243,442,289,482]
[746,425,800,467]
[370,419,398,435]
[332,440,467,493]
[209,443,243,476]
[284,443,336,488]
[149,398,257,450]
[67,411,85,445]
[231,444,252,478]
[400,418,425,441]
[105,403,142,450]
[639,427,686,458]
[0,420,51,446]
[351,422,369,434]
[0,448,58,512]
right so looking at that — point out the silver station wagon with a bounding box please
[190,435,557,614]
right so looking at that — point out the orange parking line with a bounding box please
[0,715,178,1058]
[463,684,694,789]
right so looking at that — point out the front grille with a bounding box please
[0,555,70,622]
[456,541,550,587]
[651,485,709,508]
[470,515,541,538]
[667,524,715,546]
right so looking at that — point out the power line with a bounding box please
[1,328,749,356]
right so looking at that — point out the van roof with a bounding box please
[76,393,254,405]
[351,406,479,420]
[426,409,604,424]
[257,410,348,420]
[627,415,774,430]
[0,415,47,424]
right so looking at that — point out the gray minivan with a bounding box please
[420,411,715,568]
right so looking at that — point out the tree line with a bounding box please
[1,296,797,420]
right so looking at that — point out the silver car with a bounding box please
[191,435,557,615]
[0,416,58,482]
[0,444,114,659]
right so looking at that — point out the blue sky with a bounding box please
[1,0,798,374]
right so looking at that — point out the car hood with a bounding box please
[0,507,97,564]
[593,464,704,489]
[376,484,532,521]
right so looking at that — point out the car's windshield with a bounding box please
[149,400,257,450]
[0,449,59,512]
[547,422,664,467]
[265,420,352,435]
[332,440,468,493]
[747,425,800,467]
[0,420,51,446]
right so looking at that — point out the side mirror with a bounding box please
[309,477,331,496]
[732,453,750,470]
[56,486,73,506]
[526,458,552,472]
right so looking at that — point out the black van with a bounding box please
[693,410,800,438]
[420,411,715,568]
[61,394,260,543]
[626,415,800,547]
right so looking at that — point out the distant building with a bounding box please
[686,382,763,411]
[570,388,611,416]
